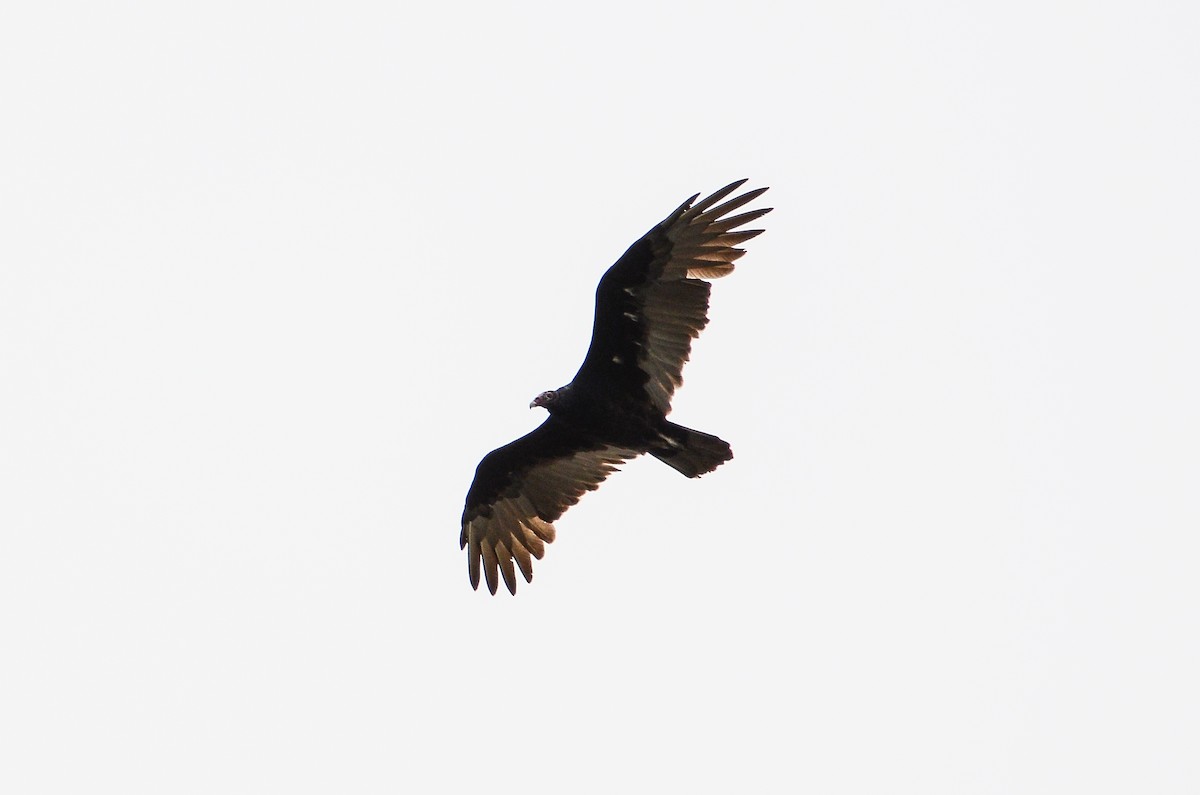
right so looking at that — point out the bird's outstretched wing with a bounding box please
[572,180,772,414]
[461,418,638,594]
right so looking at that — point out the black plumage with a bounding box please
[460,180,772,594]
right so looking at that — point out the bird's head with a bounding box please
[529,389,558,410]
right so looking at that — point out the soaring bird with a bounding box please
[461,180,771,594]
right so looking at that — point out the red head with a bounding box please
[529,390,558,410]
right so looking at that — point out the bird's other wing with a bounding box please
[460,418,639,595]
[572,180,772,415]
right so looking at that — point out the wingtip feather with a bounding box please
[481,541,500,595]
[468,539,481,590]
[498,544,519,595]
[685,179,750,218]
[698,187,770,223]
[708,207,773,234]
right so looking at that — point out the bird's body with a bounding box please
[461,180,772,594]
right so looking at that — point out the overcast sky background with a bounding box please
[2,2,1198,793]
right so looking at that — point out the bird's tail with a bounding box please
[651,422,733,478]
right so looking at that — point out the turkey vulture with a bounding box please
[461,180,772,594]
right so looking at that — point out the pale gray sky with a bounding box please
[2,2,1197,793]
